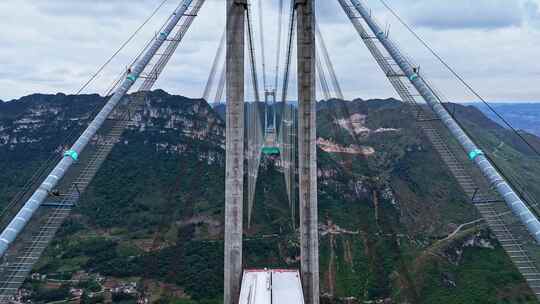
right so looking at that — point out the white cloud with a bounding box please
[0,0,539,103]
[406,0,523,30]
[525,0,540,27]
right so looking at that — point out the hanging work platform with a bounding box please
[262,129,280,155]
[261,90,280,155]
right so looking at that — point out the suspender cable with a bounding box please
[279,0,296,145]
[257,0,268,91]
[316,56,331,100]
[246,1,261,103]
[0,0,195,258]
[348,0,540,243]
[203,29,226,101]
[215,66,226,104]
[274,0,285,91]
[246,0,264,227]
[280,0,297,105]
[279,0,297,227]
[316,24,344,100]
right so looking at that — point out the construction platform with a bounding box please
[262,129,280,155]
[239,269,305,304]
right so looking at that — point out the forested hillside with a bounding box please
[0,91,539,303]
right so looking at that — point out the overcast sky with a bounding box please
[0,0,539,102]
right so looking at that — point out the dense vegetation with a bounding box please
[1,92,540,303]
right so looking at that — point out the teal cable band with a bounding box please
[409,73,418,81]
[127,75,137,82]
[64,150,79,161]
[469,149,484,161]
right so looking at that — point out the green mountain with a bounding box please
[0,91,539,303]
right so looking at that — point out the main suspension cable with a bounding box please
[0,1,171,224]
[75,0,170,95]
[379,0,540,157]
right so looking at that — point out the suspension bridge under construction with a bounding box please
[1,0,540,303]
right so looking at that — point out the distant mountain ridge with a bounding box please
[470,103,540,137]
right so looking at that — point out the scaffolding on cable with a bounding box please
[338,0,540,299]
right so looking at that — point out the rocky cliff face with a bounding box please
[0,92,538,303]
[0,90,224,152]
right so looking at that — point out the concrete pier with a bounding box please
[224,1,246,303]
[296,0,319,303]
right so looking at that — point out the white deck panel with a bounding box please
[239,269,304,304]
[239,270,271,304]
[271,270,305,304]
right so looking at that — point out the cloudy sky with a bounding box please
[0,0,539,103]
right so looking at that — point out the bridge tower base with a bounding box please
[224,0,246,304]
[296,0,319,303]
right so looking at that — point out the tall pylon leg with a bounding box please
[296,0,319,303]
[224,1,245,304]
